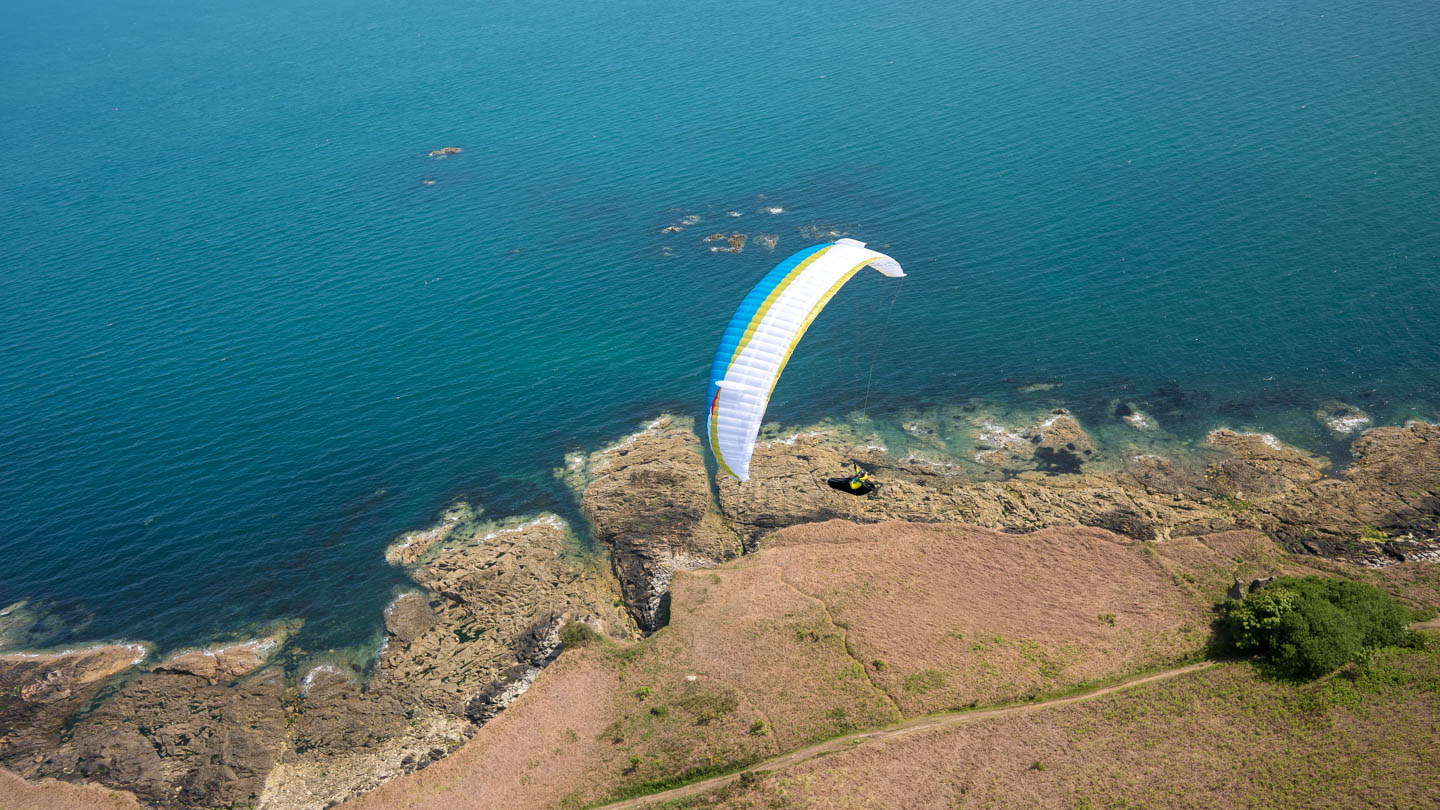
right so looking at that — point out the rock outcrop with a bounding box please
[384,501,474,565]
[150,624,294,684]
[1315,400,1372,436]
[2,516,633,810]
[568,416,743,630]
[264,514,634,808]
[0,644,149,781]
[1243,421,1440,561]
[48,669,289,808]
[710,418,1440,566]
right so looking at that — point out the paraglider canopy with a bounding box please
[706,239,905,481]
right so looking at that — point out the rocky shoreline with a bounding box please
[2,404,1437,809]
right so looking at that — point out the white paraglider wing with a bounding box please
[705,239,905,481]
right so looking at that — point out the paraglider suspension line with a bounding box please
[861,276,904,416]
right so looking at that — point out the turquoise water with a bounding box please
[3,0,1438,654]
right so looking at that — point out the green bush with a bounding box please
[559,621,604,648]
[1222,576,1413,679]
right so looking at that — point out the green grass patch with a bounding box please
[903,668,947,695]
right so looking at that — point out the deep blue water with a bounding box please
[3,0,1437,654]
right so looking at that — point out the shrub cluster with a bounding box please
[559,621,605,648]
[1222,576,1416,678]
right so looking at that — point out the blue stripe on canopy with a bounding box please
[704,243,830,409]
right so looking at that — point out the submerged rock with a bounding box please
[1315,400,1372,436]
[427,146,461,157]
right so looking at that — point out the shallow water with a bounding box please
[2,0,1438,653]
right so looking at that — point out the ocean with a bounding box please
[2,0,1437,656]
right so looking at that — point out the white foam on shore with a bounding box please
[600,415,674,454]
[205,638,277,657]
[301,665,340,696]
[1124,412,1153,430]
[0,641,150,666]
[761,430,831,447]
[391,511,465,554]
[1326,414,1371,434]
[977,423,1028,449]
[382,592,421,618]
[477,514,565,544]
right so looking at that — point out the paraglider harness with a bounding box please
[827,459,877,496]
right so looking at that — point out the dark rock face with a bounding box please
[1227,576,1277,601]
[1085,508,1159,542]
[0,645,145,779]
[462,612,566,725]
[39,670,288,809]
[1207,422,1440,563]
[571,416,743,631]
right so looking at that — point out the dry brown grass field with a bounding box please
[0,768,140,810]
[756,522,1207,713]
[656,644,1440,810]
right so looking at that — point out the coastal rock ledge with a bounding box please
[1,414,1437,809]
[0,518,633,810]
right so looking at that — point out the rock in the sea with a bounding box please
[1315,400,1372,436]
[386,501,476,565]
[151,623,296,683]
[708,233,747,253]
[1115,402,1156,430]
[427,146,462,157]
